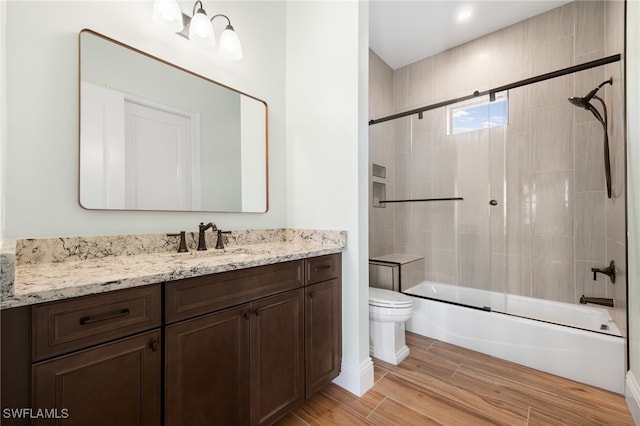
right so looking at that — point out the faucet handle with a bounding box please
[215,229,231,250]
[590,260,616,284]
[167,231,188,253]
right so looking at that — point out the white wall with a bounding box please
[626,0,640,421]
[285,1,373,395]
[3,1,286,238]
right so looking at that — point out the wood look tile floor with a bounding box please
[277,332,634,425]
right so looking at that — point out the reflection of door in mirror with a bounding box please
[79,30,268,213]
[123,97,200,211]
[81,82,201,210]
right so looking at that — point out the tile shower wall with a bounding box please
[369,51,395,258]
[370,1,625,325]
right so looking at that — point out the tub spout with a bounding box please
[579,295,614,308]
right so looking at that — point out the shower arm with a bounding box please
[592,95,612,199]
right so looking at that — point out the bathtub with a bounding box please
[404,281,626,394]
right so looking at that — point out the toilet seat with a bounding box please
[369,287,413,308]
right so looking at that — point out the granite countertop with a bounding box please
[0,229,346,309]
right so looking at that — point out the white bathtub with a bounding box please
[404,281,626,394]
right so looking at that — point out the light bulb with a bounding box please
[219,26,242,60]
[152,0,183,32]
[189,9,215,48]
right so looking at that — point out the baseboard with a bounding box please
[627,372,640,425]
[332,357,374,397]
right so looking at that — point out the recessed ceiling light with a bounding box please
[457,7,473,22]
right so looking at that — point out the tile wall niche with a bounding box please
[368,0,626,332]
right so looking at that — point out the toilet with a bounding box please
[369,286,414,365]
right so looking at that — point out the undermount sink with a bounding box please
[162,247,258,262]
[180,253,252,265]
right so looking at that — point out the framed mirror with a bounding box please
[79,29,268,213]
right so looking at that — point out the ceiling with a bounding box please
[370,1,572,70]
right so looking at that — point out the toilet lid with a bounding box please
[369,287,413,308]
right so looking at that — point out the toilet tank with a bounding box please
[369,254,425,292]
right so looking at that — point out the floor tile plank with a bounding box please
[275,412,309,426]
[320,383,386,418]
[289,391,342,424]
[311,405,376,426]
[367,397,444,426]
[375,373,517,425]
[277,333,633,425]
[455,363,634,425]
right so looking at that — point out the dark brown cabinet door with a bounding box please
[305,278,342,398]
[250,289,304,425]
[165,304,250,426]
[31,330,161,426]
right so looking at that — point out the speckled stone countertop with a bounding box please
[0,229,346,309]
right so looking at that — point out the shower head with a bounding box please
[568,77,613,110]
[568,95,591,109]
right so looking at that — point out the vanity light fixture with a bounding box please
[152,0,243,60]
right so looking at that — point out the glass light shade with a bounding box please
[189,11,215,49]
[218,27,243,60]
[152,0,183,32]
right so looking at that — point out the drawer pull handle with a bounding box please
[314,264,331,272]
[79,308,130,325]
[149,340,159,352]
[255,308,260,316]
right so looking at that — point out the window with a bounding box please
[446,92,508,135]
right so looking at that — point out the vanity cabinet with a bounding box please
[165,260,306,426]
[1,253,341,426]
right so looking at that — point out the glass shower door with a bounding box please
[398,104,504,311]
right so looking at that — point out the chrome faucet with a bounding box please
[197,222,217,251]
[579,295,614,308]
[591,260,616,283]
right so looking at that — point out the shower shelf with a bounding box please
[379,197,463,204]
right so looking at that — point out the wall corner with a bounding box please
[626,372,640,425]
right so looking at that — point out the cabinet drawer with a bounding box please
[305,254,341,285]
[166,260,304,324]
[33,284,161,361]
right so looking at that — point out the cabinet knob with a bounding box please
[243,311,250,320]
[149,340,159,352]
[255,308,260,316]
[309,291,315,298]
